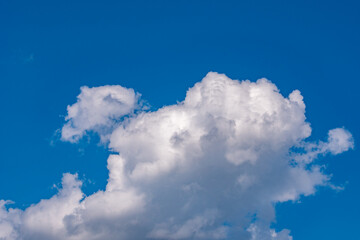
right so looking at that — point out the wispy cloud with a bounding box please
[23,54,34,63]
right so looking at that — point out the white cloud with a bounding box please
[0,72,354,239]
[293,128,354,164]
[247,223,293,240]
[0,201,21,240]
[21,174,83,239]
[326,128,354,154]
[61,85,141,143]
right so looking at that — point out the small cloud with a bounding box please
[23,53,34,63]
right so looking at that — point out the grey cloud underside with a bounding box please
[0,72,354,240]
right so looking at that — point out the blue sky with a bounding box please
[0,1,359,239]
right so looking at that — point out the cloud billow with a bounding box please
[0,72,354,240]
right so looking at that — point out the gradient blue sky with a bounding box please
[0,1,359,239]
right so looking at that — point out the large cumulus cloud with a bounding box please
[0,72,354,240]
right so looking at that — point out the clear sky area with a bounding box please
[0,1,359,239]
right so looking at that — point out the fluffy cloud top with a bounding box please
[0,72,353,240]
[61,85,140,142]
